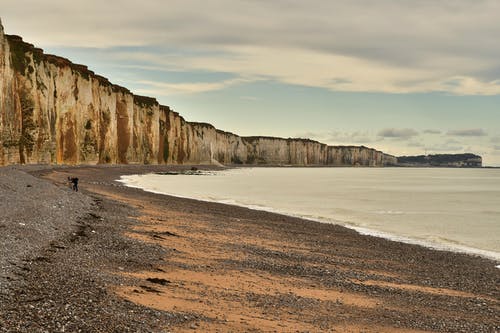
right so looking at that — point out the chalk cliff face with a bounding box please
[0,21,397,167]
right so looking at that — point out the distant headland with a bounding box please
[397,153,482,168]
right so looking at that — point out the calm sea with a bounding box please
[119,167,500,262]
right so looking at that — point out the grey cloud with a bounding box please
[298,131,374,145]
[447,129,487,137]
[407,141,424,148]
[475,66,500,82]
[3,0,500,93]
[423,129,441,134]
[378,128,418,139]
[494,145,500,151]
[297,131,326,140]
[491,136,500,143]
[4,1,500,61]
[327,131,374,144]
[425,144,463,152]
[445,139,462,145]
[329,78,353,85]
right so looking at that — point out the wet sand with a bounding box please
[1,165,499,332]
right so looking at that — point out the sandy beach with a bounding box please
[0,165,499,332]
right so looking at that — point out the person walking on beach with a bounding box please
[70,177,79,192]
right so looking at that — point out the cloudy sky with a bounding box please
[2,0,500,165]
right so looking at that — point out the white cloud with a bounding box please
[132,78,250,95]
[86,46,500,95]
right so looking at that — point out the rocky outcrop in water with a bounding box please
[0,20,396,167]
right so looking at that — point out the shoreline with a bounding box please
[1,164,499,332]
[118,169,500,264]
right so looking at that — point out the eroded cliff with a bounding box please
[0,21,397,167]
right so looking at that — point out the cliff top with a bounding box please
[242,136,324,144]
[3,32,154,107]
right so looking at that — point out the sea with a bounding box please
[119,167,500,263]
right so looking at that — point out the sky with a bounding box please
[2,0,500,165]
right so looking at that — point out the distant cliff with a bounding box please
[397,154,482,167]
[0,20,396,167]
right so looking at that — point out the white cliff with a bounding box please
[0,21,397,167]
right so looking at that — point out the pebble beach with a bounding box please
[0,165,499,332]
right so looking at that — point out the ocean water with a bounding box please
[119,167,500,262]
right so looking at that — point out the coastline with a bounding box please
[119,168,500,263]
[1,165,499,332]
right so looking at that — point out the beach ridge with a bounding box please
[1,165,498,332]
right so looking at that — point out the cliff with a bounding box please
[0,20,397,167]
[397,154,482,168]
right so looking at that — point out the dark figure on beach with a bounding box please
[70,177,79,192]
